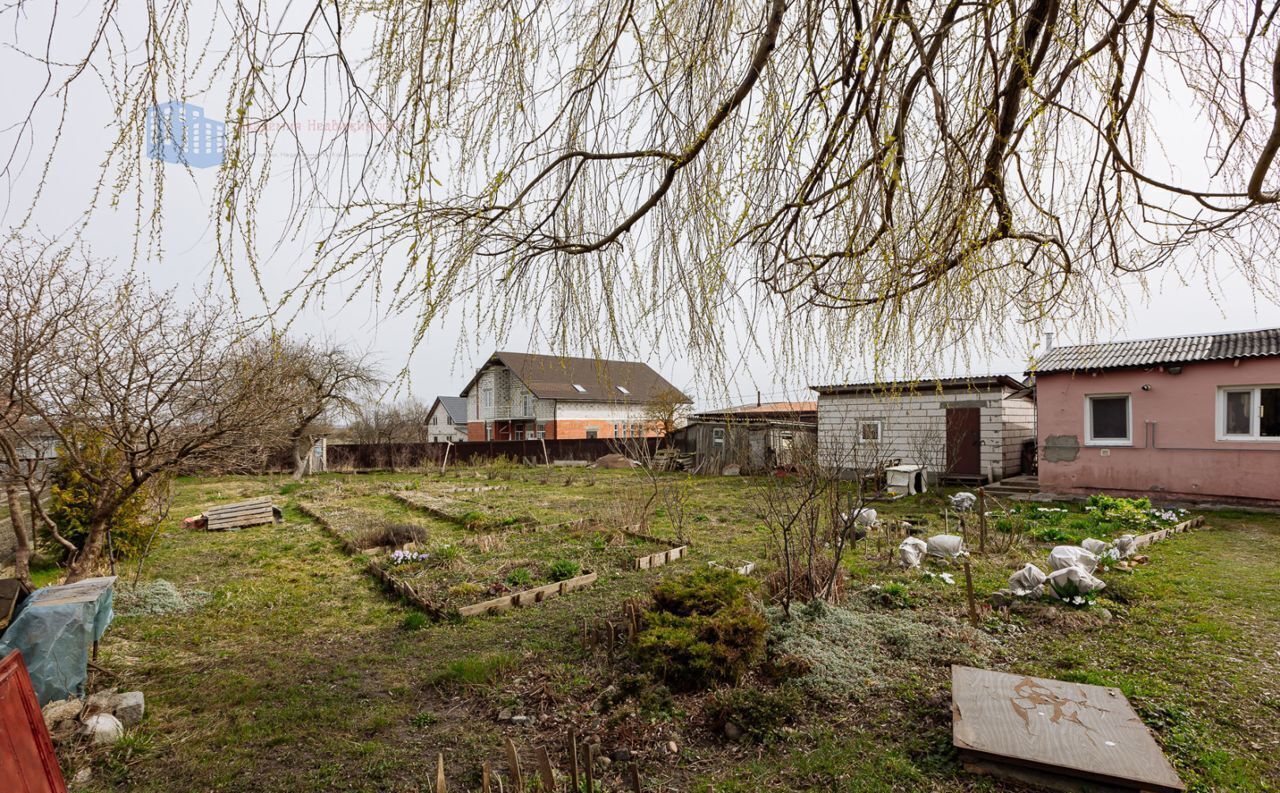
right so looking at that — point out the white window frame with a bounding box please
[858,420,882,443]
[481,387,493,409]
[1084,393,1132,446]
[1216,385,1280,441]
[711,427,726,447]
[522,392,535,417]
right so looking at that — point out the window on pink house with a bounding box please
[1086,394,1130,445]
[1219,386,1280,439]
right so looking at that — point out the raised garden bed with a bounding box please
[301,496,673,618]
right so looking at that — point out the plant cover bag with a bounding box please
[1008,563,1047,598]
[1046,565,1106,602]
[1048,545,1100,574]
[925,534,966,559]
[897,536,927,568]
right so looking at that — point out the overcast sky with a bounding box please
[3,4,1278,411]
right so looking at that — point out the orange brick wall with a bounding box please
[465,419,663,441]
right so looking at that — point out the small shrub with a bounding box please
[400,612,429,631]
[634,569,767,691]
[869,582,912,609]
[706,686,801,743]
[506,567,534,587]
[410,711,438,728]
[430,544,463,568]
[458,510,487,530]
[432,652,518,687]
[652,567,755,617]
[49,433,161,561]
[548,559,581,581]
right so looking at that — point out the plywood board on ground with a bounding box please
[951,665,1183,792]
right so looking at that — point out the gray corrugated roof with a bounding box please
[811,375,1027,396]
[435,396,468,424]
[1033,327,1280,374]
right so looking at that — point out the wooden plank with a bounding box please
[951,665,1184,792]
[456,571,598,618]
[634,545,687,571]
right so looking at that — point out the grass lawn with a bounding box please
[58,468,1280,792]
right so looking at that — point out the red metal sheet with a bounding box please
[0,650,68,793]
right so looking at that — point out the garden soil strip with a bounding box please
[297,501,444,615]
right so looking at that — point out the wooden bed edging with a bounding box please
[457,571,599,618]
[1132,515,1204,550]
[635,545,687,570]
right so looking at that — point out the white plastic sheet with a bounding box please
[948,492,977,511]
[1046,565,1106,602]
[926,534,967,559]
[898,536,927,568]
[1008,563,1047,598]
[1048,545,1100,574]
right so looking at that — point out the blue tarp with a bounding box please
[0,576,115,705]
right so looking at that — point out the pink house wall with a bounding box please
[1036,358,1280,502]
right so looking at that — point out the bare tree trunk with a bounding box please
[292,436,307,480]
[5,483,32,588]
[64,517,109,583]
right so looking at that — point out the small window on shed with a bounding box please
[572,384,587,393]
[859,421,881,442]
[712,427,726,447]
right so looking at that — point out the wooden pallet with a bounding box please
[203,497,277,531]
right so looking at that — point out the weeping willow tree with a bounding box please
[5,0,1280,379]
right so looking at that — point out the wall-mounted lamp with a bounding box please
[1141,384,1152,391]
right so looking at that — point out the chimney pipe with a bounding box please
[1044,331,1055,351]
[757,390,761,407]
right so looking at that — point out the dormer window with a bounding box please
[572,384,587,393]
[616,385,630,395]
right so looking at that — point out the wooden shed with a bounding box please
[671,402,817,473]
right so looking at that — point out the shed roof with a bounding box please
[811,375,1028,396]
[460,351,691,405]
[1032,327,1280,374]
[693,401,817,418]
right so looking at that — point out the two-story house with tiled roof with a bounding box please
[459,352,691,441]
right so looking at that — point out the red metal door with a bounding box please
[946,407,982,476]
[0,651,67,793]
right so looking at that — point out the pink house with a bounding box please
[1033,328,1280,504]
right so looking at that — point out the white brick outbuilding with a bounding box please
[813,376,1035,483]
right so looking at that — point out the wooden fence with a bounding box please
[323,438,660,472]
